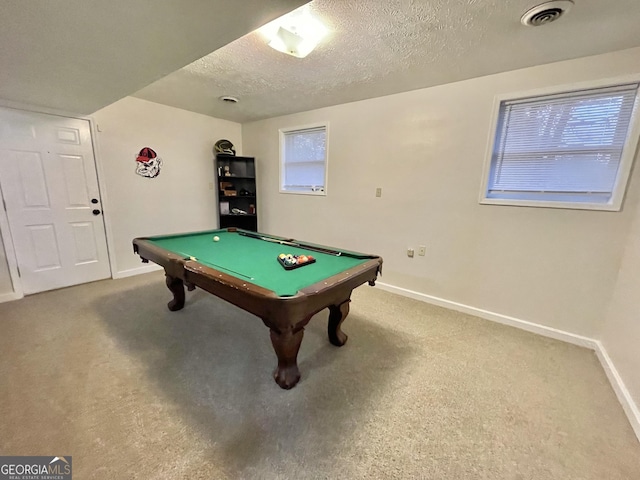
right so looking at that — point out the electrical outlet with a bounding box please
[375,187,382,197]
[407,248,414,258]
[418,245,426,256]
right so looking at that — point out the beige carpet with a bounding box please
[0,272,639,479]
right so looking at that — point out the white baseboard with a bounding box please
[375,281,639,443]
[0,291,22,303]
[594,341,640,441]
[113,264,162,279]
[0,264,161,301]
[375,282,597,348]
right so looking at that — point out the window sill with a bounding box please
[279,189,326,196]
[479,197,621,212]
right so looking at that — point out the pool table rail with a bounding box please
[183,256,382,326]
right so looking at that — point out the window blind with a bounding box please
[488,83,639,203]
[282,126,326,192]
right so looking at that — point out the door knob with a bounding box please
[92,209,101,215]
[91,198,99,204]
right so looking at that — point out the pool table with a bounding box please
[132,228,383,389]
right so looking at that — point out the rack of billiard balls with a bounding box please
[277,253,316,270]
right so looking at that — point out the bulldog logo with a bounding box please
[135,147,162,178]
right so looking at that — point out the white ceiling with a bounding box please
[133,0,640,123]
[2,1,640,123]
[0,0,306,114]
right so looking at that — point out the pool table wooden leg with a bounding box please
[165,274,185,312]
[328,298,351,346]
[269,326,306,389]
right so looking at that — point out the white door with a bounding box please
[0,108,110,294]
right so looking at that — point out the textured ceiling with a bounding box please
[134,0,640,123]
[0,0,306,114]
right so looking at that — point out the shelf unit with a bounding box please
[215,155,257,231]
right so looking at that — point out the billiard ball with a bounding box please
[213,236,220,242]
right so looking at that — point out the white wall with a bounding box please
[602,190,640,404]
[243,47,640,339]
[93,97,242,276]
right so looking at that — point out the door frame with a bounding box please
[0,99,115,301]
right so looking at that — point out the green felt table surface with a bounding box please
[146,229,371,297]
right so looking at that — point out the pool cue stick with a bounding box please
[238,231,374,259]
[237,231,341,256]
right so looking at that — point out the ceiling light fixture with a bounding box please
[259,5,327,58]
[219,96,239,103]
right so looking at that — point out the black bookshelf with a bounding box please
[215,155,257,232]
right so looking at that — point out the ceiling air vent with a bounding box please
[521,1,573,26]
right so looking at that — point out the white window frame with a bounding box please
[279,122,329,196]
[479,76,640,211]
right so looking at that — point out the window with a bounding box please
[481,82,640,210]
[280,124,328,195]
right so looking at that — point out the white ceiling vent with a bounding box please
[521,1,574,26]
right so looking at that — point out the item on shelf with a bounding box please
[220,202,230,215]
[239,188,253,196]
[231,208,247,215]
[214,139,236,156]
[220,181,234,190]
[248,204,256,214]
[224,190,237,196]
[224,165,231,176]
